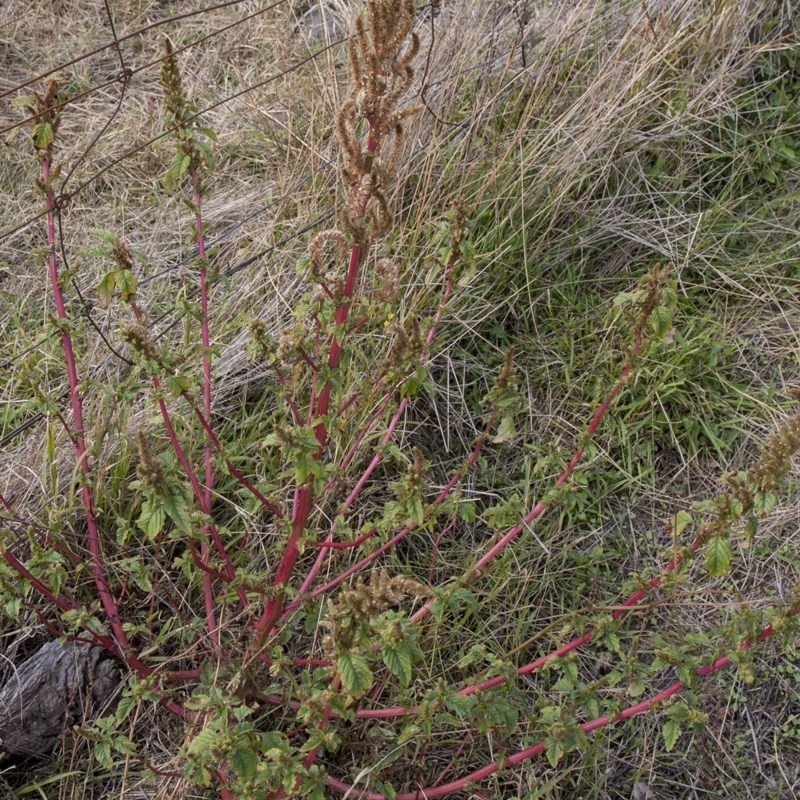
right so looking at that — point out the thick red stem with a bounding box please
[254,238,367,643]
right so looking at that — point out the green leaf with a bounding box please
[295,453,312,484]
[129,560,153,593]
[170,151,191,179]
[228,744,258,781]
[396,724,420,746]
[163,495,191,535]
[262,432,282,448]
[112,732,137,756]
[582,695,600,719]
[457,262,476,286]
[92,228,118,243]
[402,374,420,397]
[96,270,117,309]
[33,122,54,150]
[195,139,216,166]
[662,718,681,752]
[186,726,219,757]
[672,509,692,537]
[675,662,696,686]
[83,244,112,257]
[301,726,341,754]
[406,495,424,527]
[704,535,732,577]
[137,497,165,539]
[458,501,476,523]
[337,652,373,697]
[553,674,577,693]
[753,491,777,517]
[260,731,289,751]
[115,694,137,723]
[10,95,35,110]
[444,691,477,719]
[449,587,477,611]
[650,304,672,339]
[492,414,516,443]
[94,739,112,769]
[485,695,518,737]
[605,669,623,686]
[116,269,138,302]
[544,736,563,767]
[382,643,412,687]
[603,630,620,653]
[166,373,192,396]
[612,290,636,308]
[191,764,213,787]
[627,676,645,697]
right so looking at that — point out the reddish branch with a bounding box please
[40,154,133,663]
[326,605,798,799]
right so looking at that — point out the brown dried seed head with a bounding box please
[495,347,516,392]
[376,257,400,303]
[386,325,408,369]
[135,431,168,492]
[160,37,187,124]
[111,238,135,272]
[308,229,348,274]
[120,323,160,362]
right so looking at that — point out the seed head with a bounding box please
[121,323,161,364]
[135,431,169,494]
[160,37,187,127]
[337,0,421,238]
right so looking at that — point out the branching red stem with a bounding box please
[327,604,797,799]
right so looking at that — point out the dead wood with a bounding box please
[0,640,120,760]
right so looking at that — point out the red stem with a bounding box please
[253,483,314,641]
[130,299,243,617]
[41,158,133,662]
[327,605,797,799]
[253,238,369,642]
[2,547,75,615]
[251,94,398,646]
[289,269,457,613]
[281,420,494,622]
[313,524,711,724]
[327,325,661,720]
[337,269,454,512]
[464,339,640,583]
[288,319,656,726]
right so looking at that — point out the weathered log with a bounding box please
[0,640,120,760]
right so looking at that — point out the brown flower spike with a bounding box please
[336,0,422,239]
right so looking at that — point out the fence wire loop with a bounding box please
[53,193,72,211]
